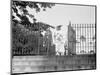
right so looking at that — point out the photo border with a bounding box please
[10,0,97,75]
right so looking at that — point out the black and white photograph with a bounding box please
[11,0,96,74]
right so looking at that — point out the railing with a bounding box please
[71,23,96,54]
[12,23,96,56]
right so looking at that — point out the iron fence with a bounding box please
[12,23,96,56]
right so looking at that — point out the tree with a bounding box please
[12,1,55,25]
[12,1,55,55]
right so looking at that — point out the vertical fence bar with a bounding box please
[90,24,91,53]
[75,24,77,54]
[48,31,49,55]
[85,24,86,54]
[38,25,40,55]
[94,24,96,52]
[80,24,81,54]
[47,30,49,55]
[89,24,90,53]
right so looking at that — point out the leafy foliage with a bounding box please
[12,1,55,55]
[12,1,55,24]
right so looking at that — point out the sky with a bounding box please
[26,4,95,27]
